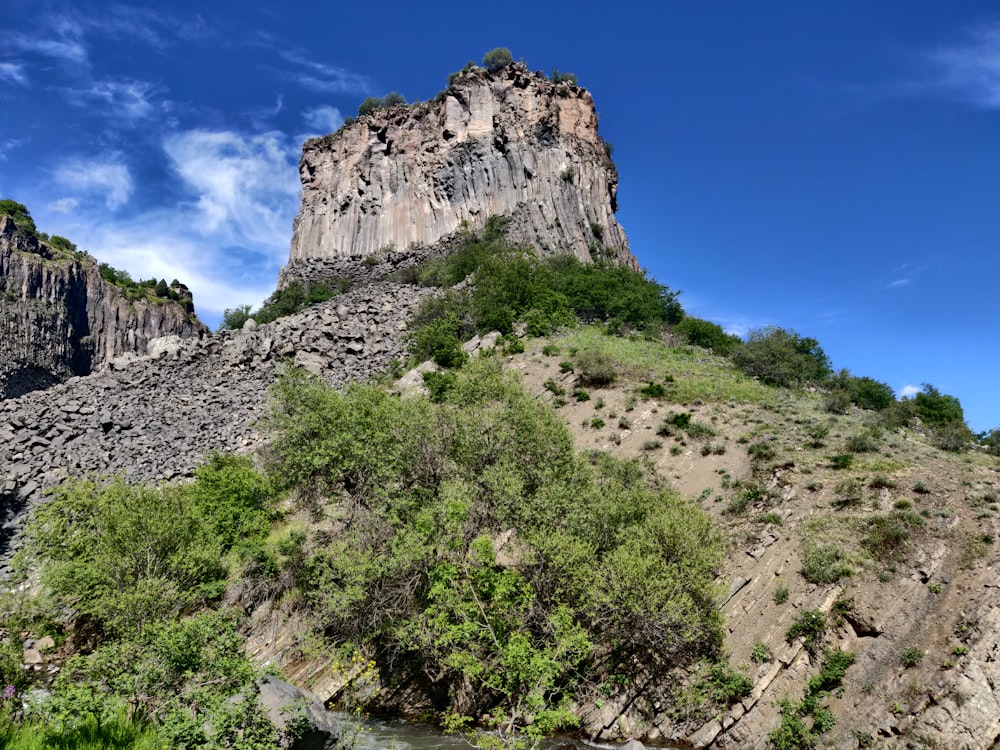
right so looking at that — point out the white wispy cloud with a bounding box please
[48,197,79,214]
[899,384,921,399]
[278,49,370,94]
[5,16,88,65]
[83,78,161,119]
[0,139,25,160]
[164,129,300,252]
[925,23,1000,108]
[886,278,911,288]
[47,126,300,322]
[55,156,134,209]
[0,62,27,86]
[302,105,344,136]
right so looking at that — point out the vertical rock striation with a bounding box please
[290,61,636,269]
[0,215,206,399]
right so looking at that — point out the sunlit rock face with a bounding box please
[0,215,205,399]
[290,61,636,269]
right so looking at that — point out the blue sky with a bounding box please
[2,2,998,432]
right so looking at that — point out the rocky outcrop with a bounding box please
[0,216,206,399]
[290,61,635,269]
[0,282,433,573]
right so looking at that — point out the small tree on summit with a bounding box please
[482,47,513,73]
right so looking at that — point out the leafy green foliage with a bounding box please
[769,649,854,749]
[408,310,470,368]
[672,317,740,356]
[0,199,37,235]
[828,371,895,411]
[801,544,851,584]
[357,91,408,116]
[574,349,616,386]
[912,384,965,426]
[23,479,225,634]
[265,360,725,737]
[786,610,827,653]
[482,47,514,72]
[408,220,681,348]
[550,69,578,85]
[97,263,187,303]
[731,327,832,388]
[220,279,350,330]
[39,611,271,748]
[901,647,924,668]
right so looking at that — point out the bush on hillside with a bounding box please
[264,360,726,737]
[672,316,740,355]
[730,326,832,388]
[912,384,965,426]
[407,219,681,350]
[482,47,513,72]
[0,199,37,235]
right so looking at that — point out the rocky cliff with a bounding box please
[290,61,635,269]
[0,215,206,399]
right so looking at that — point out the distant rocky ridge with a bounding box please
[0,281,433,574]
[0,215,205,399]
[289,61,635,271]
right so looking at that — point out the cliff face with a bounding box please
[0,216,206,399]
[291,62,635,268]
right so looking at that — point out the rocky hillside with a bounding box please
[0,214,205,399]
[0,281,432,574]
[289,61,633,271]
[502,330,1000,749]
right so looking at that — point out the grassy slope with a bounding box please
[501,326,1000,745]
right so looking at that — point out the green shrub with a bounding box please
[862,514,910,563]
[407,311,469,368]
[640,381,667,398]
[265,359,725,736]
[423,371,459,402]
[845,426,882,453]
[550,69,578,85]
[731,327,832,388]
[542,344,560,356]
[543,378,566,396]
[482,47,513,72]
[833,478,864,507]
[747,440,777,461]
[700,662,752,705]
[773,582,789,604]
[786,610,827,652]
[23,477,226,634]
[641,439,662,451]
[869,475,896,490]
[575,349,616,386]
[913,384,965,426]
[801,544,851,584]
[901,647,924,668]
[0,199,38,235]
[751,641,771,663]
[829,454,853,470]
[672,317,740,356]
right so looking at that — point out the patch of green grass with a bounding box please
[553,327,774,404]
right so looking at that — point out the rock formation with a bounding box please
[289,61,634,271]
[0,216,206,399]
[0,281,433,573]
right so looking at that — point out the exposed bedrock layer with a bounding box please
[290,62,635,271]
[0,215,205,399]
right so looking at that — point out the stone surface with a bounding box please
[289,62,635,270]
[0,282,434,571]
[0,216,206,400]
